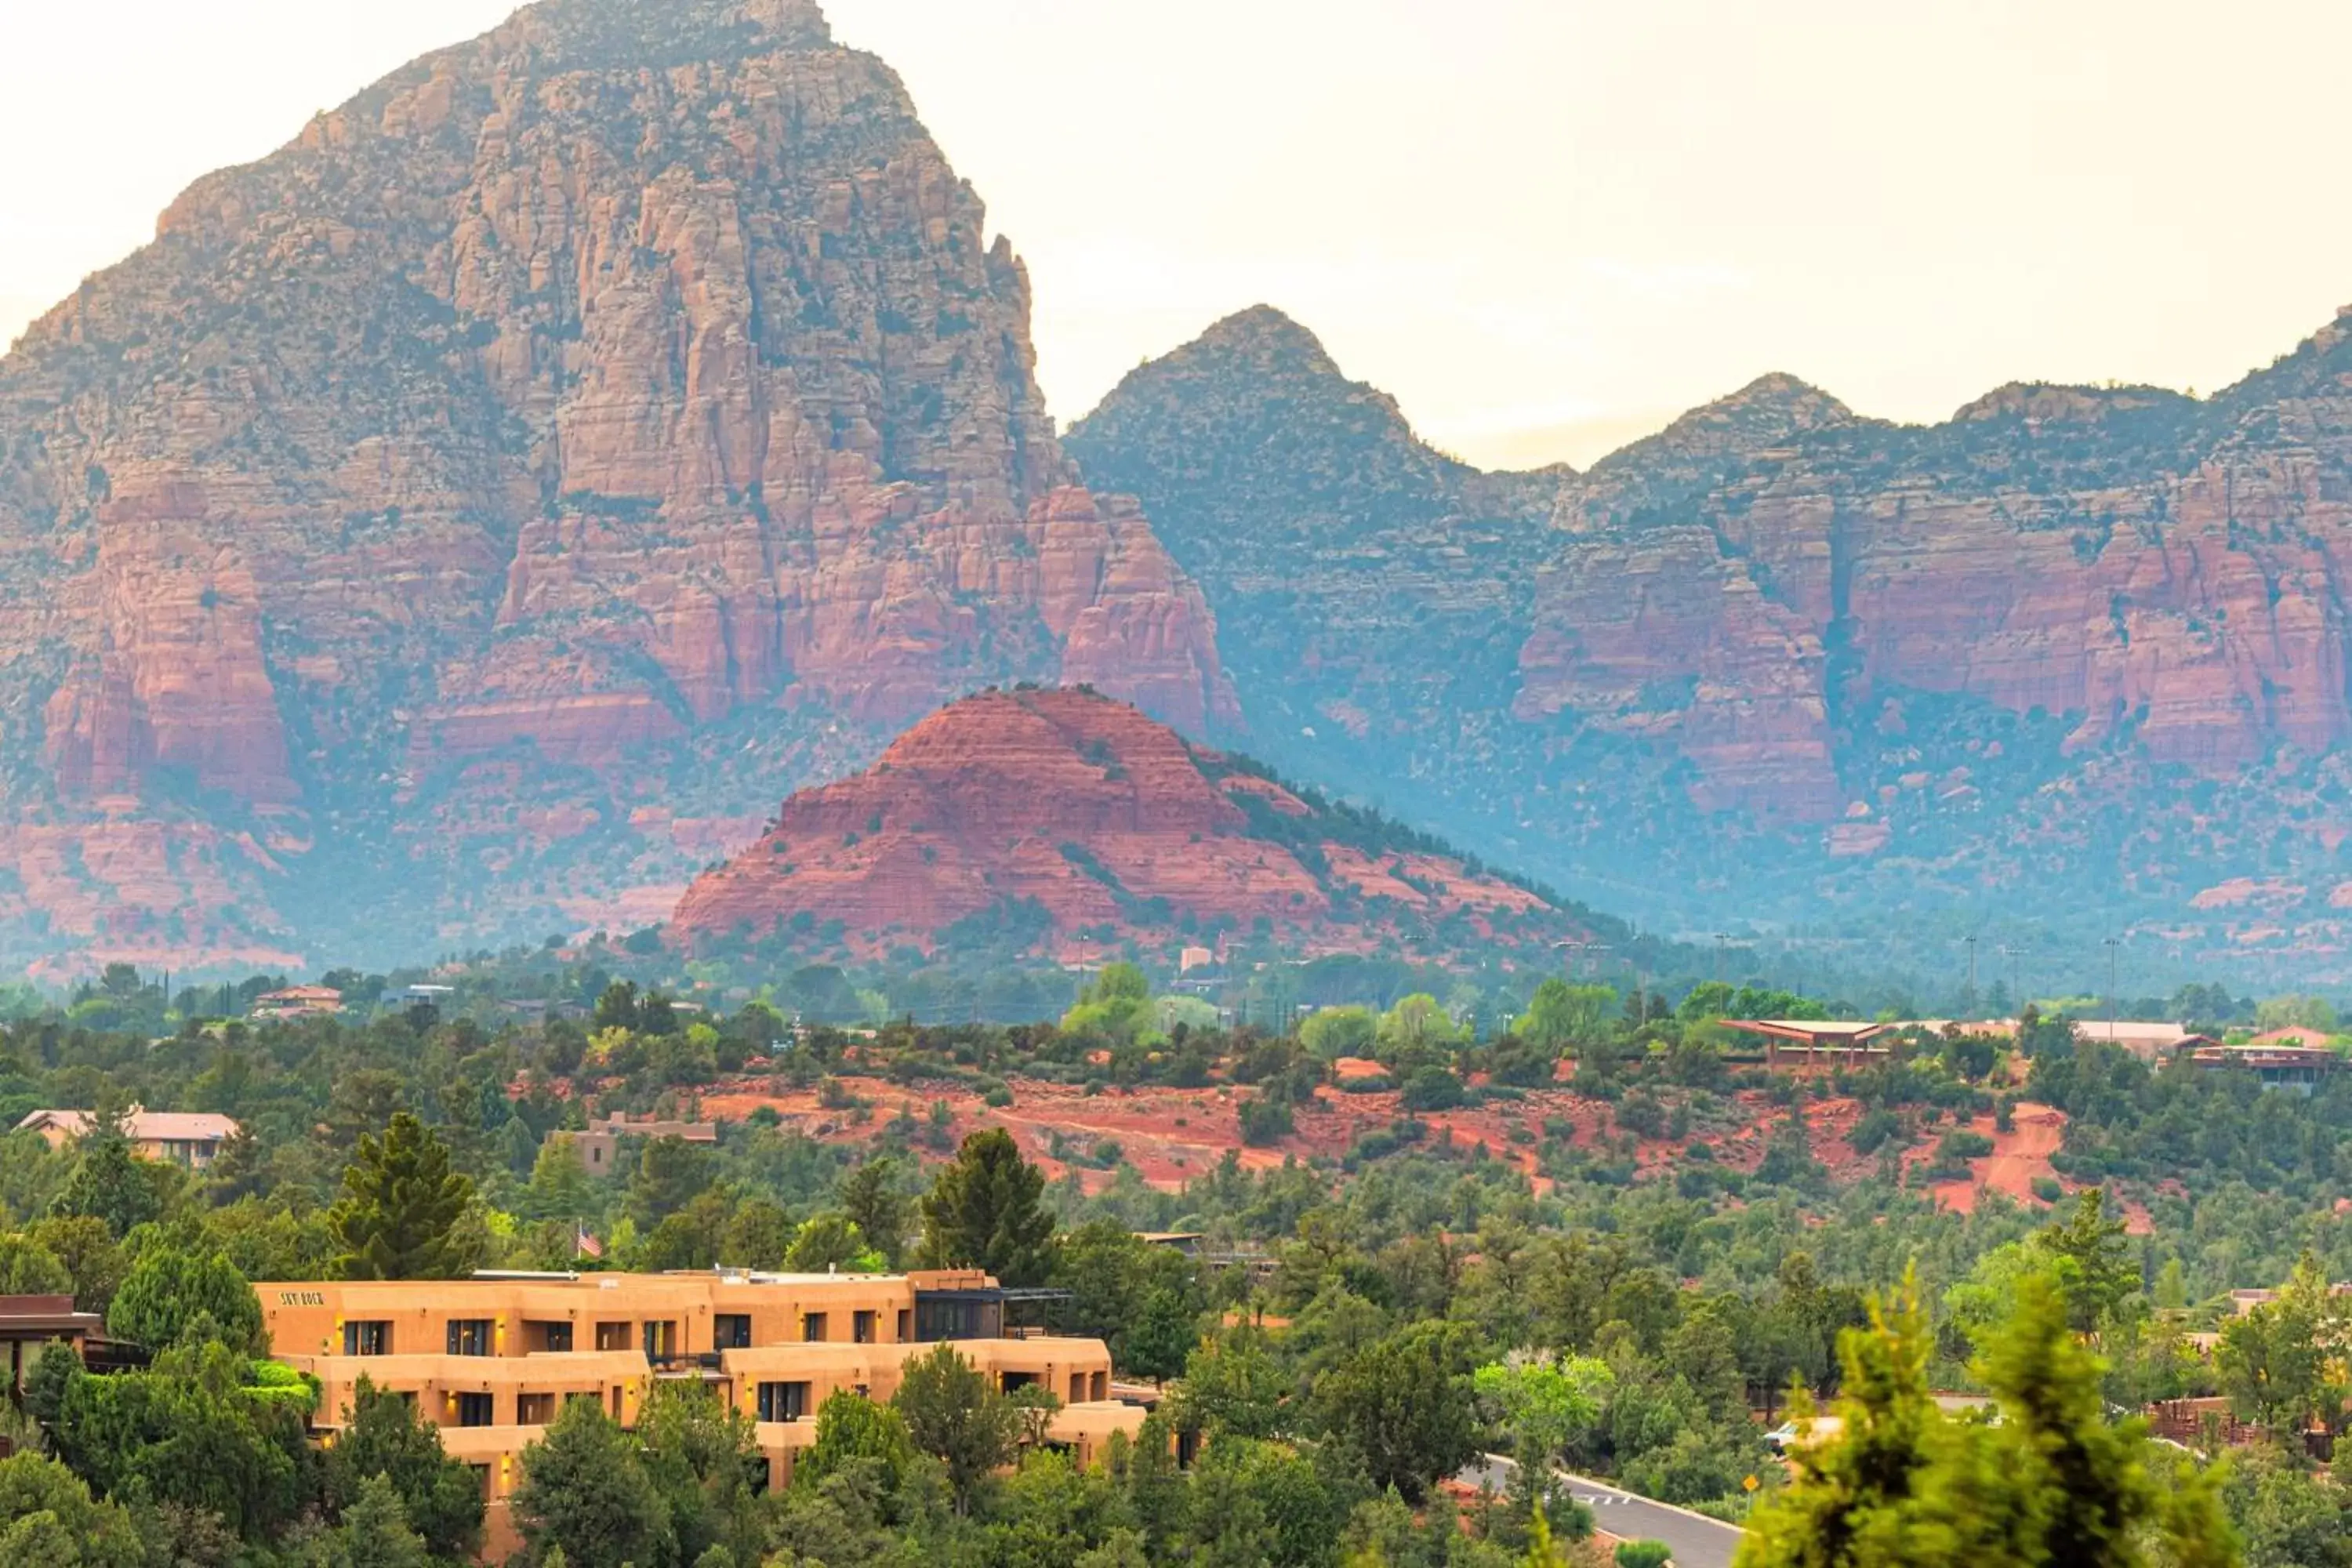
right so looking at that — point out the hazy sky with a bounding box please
[6,0,2352,468]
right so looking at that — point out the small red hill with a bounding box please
[671,688,1577,956]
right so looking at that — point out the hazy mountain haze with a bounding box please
[6,0,2352,470]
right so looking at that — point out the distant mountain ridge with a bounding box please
[1070,303,2352,974]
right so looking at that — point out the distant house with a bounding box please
[250,985,343,1021]
[0,1295,145,1390]
[391,983,456,1006]
[2190,1041,2344,1093]
[1720,1019,1893,1070]
[2071,1021,2216,1061]
[2247,1025,2336,1050]
[574,1112,719,1175]
[16,1108,241,1169]
[1136,1232,1204,1256]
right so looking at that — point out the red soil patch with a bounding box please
[694,1072,1875,1199]
[1929,1102,2067,1214]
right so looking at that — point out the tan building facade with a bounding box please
[255,1269,1145,1559]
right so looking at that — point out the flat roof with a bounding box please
[1720,1019,1889,1044]
[257,1268,996,1296]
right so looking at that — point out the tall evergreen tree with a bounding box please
[892,1344,1019,1512]
[916,1128,1054,1286]
[328,1114,476,1281]
[325,1376,485,1562]
[511,1398,674,1568]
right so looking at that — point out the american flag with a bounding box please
[575,1221,604,1260]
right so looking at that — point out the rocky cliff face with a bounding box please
[1064,307,1559,822]
[0,0,1232,969]
[1071,305,2352,969]
[671,687,1579,958]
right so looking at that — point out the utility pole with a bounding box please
[1998,945,2023,1011]
[1715,933,1730,986]
[2103,938,2119,1043]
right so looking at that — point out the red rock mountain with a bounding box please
[0,0,1232,970]
[1070,307,2352,971]
[672,688,1577,956]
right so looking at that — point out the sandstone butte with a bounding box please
[670,688,1577,958]
[0,0,1235,971]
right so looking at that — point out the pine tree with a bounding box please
[329,1473,431,1568]
[328,1114,477,1280]
[916,1127,1054,1286]
[1737,1269,2239,1568]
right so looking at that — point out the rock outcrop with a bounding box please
[0,0,1232,967]
[1064,307,1560,823]
[671,687,1579,956]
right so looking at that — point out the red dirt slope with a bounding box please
[672,688,1574,956]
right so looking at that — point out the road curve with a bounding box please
[1457,1455,1744,1568]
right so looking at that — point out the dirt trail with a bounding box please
[1931,1102,2065,1214]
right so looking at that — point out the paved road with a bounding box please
[1457,1455,1744,1568]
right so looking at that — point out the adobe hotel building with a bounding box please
[256,1268,1149,1558]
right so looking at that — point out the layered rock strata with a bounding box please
[0,0,1232,964]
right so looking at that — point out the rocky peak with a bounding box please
[1187,304,1348,374]
[0,0,1234,969]
[1555,373,1854,539]
[1951,381,2188,424]
[670,688,1581,956]
[491,0,834,66]
[1590,372,1853,476]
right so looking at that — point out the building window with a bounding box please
[517,1393,556,1426]
[800,1312,827,1344]
[1091,1371,1107,1401]
[447,1319,493,1356]
[470,1464,493,1501]
[1000,1370,1038,1394]
[852,1311,876,1345]
[594,1321,632,1352]
[913,1292,1002,1342]
[896,1310,911,1342]
[756,1381,811,1422]
[528,1320,573,1353]
[456,1392,495,1428]
[1069,1373,1086,1404]
[643,1320,678,1363]
[343,1321,391,1356]
[714,1314,752,1350]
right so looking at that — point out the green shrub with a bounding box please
[1398,1067,1465,1112]
[1238,1097,1294,1147]
[1849,1107,1902,1156]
